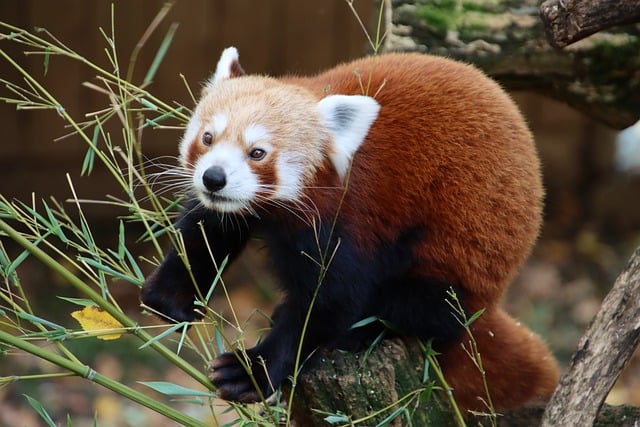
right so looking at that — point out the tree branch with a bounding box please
[288,337,640,426]
[384,0,640,129]
[541,247,640,426]
[540,0,640,48]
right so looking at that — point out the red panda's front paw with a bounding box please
[209,350,274,403]
[140,269,203,323]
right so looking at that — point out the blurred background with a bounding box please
[1,0,639,425]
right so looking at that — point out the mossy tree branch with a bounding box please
[540,0,640,48]
[384,0,640,129]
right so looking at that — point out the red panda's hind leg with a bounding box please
[439,307,559,414]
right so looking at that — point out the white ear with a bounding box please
[317,95,380,181]
[206,47,245,88]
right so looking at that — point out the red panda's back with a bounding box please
[295,54,542,307]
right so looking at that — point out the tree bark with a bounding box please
[541,247,640,426]
[289,338,640,426]
[540,0,640,48]
[287,338,455,426]
[384,0,640,129]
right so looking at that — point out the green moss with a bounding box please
[417,1,460,37]
[589,34,640,84]
[417,0,501,38]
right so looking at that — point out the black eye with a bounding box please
[202,132,213,146]
[249,148,266,161]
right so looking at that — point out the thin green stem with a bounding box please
[346,387,425,426]
[0,218,212,391]
[424,351,467,427]
[1,372,76,383]
[0,329,208,427]
[0,22,189,122]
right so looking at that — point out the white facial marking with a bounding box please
[212,113,228,136]
[275,154,304,200]
[243,123,271,147]
[179,115,201,164]
[192,143,259,213]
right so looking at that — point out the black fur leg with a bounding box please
[375,278,467,344]
[141,266,202,323]
[141,199,254,323]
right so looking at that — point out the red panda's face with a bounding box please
[179,77,329,215]
[176,47,381,216]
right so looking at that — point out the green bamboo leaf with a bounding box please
[350,315,379,330]
[464,308,486,328]
[362,330,385,362]
[324,414,350,424]
[422,352,431,384]
[5,232,52,277]
[57,296,96,307]
[79,256,143,286]
[5,249,30,277]
[143,106,184,129]
[138,381,213,397]
[204,255,228,303]
[15,199,52,229]
[139,97,158,111]
[214,326,225,354]
[377,407,405,426]
[124,247,145,285]
[419,382,435,404]
[79,218,96,253]
[111,220,125,260]
[138,322,188,349]
[27,329,70,341]
[80,125,100,176]
[42,200,68,243]
[143,22,178,85]
[24,395,56,427]
[175,323,189,355]
[17,312,65,331]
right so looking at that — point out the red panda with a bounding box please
[141,47,560,413]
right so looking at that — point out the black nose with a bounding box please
[202,166,227,192]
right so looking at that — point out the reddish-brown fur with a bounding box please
[282,54,559,411]
[149,51,559,413]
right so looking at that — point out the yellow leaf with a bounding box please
[71,306,124,340]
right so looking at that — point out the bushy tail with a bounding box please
[439,307,559,414]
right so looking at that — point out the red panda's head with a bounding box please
[179,47,380,215]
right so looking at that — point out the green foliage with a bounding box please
[416,0,496,38]
[24,395,57,427]
[0,5,230,425]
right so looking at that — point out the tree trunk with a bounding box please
[287,339,454,426]
[384,0,640,129]
[289,338,640,426]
